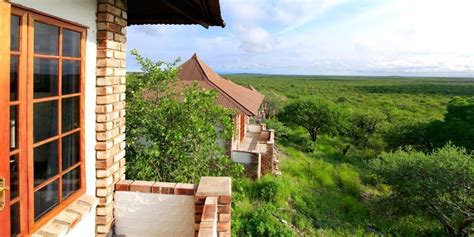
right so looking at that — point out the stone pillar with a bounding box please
[195,177,232,237]
[95,0,127,236]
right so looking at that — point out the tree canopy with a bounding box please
[125,50,242,183]
[370,145,474,236]
[278,99,340,142]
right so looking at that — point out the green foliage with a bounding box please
[125,50,243,183]
[385,120,434,152]
[233,203,294,237]
[261,91,285,119]
[227,75,474,236]
[278,99,340,143]
[430,97,474,152]
[386,97,474,153]
[343,110,386,148]
[370,145,474,236]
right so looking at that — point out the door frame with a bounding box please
[0,1,12,236]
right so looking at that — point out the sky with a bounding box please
[126,0,474,77]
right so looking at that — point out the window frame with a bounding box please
[9,5,87,235]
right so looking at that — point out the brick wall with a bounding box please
[114,178,232,237]
[95,0,127,235]
[195,177,232,237]
[260,129,276,175]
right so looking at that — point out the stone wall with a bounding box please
[95,0,127,235]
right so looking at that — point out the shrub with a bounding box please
[125,50,243,183]
[370,144,474,236]
[233,204,294,237]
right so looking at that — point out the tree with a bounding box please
[278,99,340,143]
[126,50,243,183]
[370,145,474,237]
[385,120,434,153]
[261,92,284,119]
[344,110,385,147]
[430,97,474,152]
[385,97,474,153]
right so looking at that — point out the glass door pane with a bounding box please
[8,13,22,237]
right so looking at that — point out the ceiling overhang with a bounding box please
[127,0,225,28]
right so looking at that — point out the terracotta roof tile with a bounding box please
[179,54,264,116]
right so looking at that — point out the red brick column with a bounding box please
[195,177,232,237]
[95,0,127,235]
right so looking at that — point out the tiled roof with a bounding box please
[179,54,264,116]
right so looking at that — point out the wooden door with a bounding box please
[0,2,12,236]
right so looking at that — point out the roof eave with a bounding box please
[127,0,226,28]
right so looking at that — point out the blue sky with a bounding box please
[126,0,474,77]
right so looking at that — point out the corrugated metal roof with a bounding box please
[179,54,265,116]
[128,0,225,28]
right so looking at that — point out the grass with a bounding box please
[228,74,472,236]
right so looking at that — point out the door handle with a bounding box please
[0,177,9,211]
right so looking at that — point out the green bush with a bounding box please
[370,144,474,236]
[125,51,243,183]
[233,204,294,237]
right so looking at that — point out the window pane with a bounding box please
[62,97,79,132]
[63,29,81,57]
[11,15,19,51]
[10,155,19,199]
[10,55,18,101]
[34,22,59,55]
[11,202,20,237]
[34,180,59,220]
[62,132,80,170]
[34,140,58,186]
[34,58,58,99]
[10,106,18,151]
[62,60,80,94]
[62,167,80,200]
[34,100,58,142]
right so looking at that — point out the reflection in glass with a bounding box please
[34,58,58,99]
[34,22,59,55]
[11,15,20,51]
[62,60,80,94]
[34,100,58,143]
[11,203,20,236]
[34,180,59,220]
[34,140,58,186]
[62,167,80,200]
[10,106,18,151]
[63,29,81,57]
[62,97,79,132]
[10,155,19,199]
[62,132,80,170]
[10,55,18,101]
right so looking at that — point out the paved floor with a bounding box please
[238,131,260,152]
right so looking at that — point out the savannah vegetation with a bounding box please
[228,74,474,236]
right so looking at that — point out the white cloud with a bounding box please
[126,0,474,76]
[234,25,275,53]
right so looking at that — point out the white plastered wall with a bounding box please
[114,192,196,237]
[10,1,98,236]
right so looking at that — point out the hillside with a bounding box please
[228,75,474,236]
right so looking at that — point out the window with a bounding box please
[5,6,86,235]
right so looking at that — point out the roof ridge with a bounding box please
[193,55,254,115]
